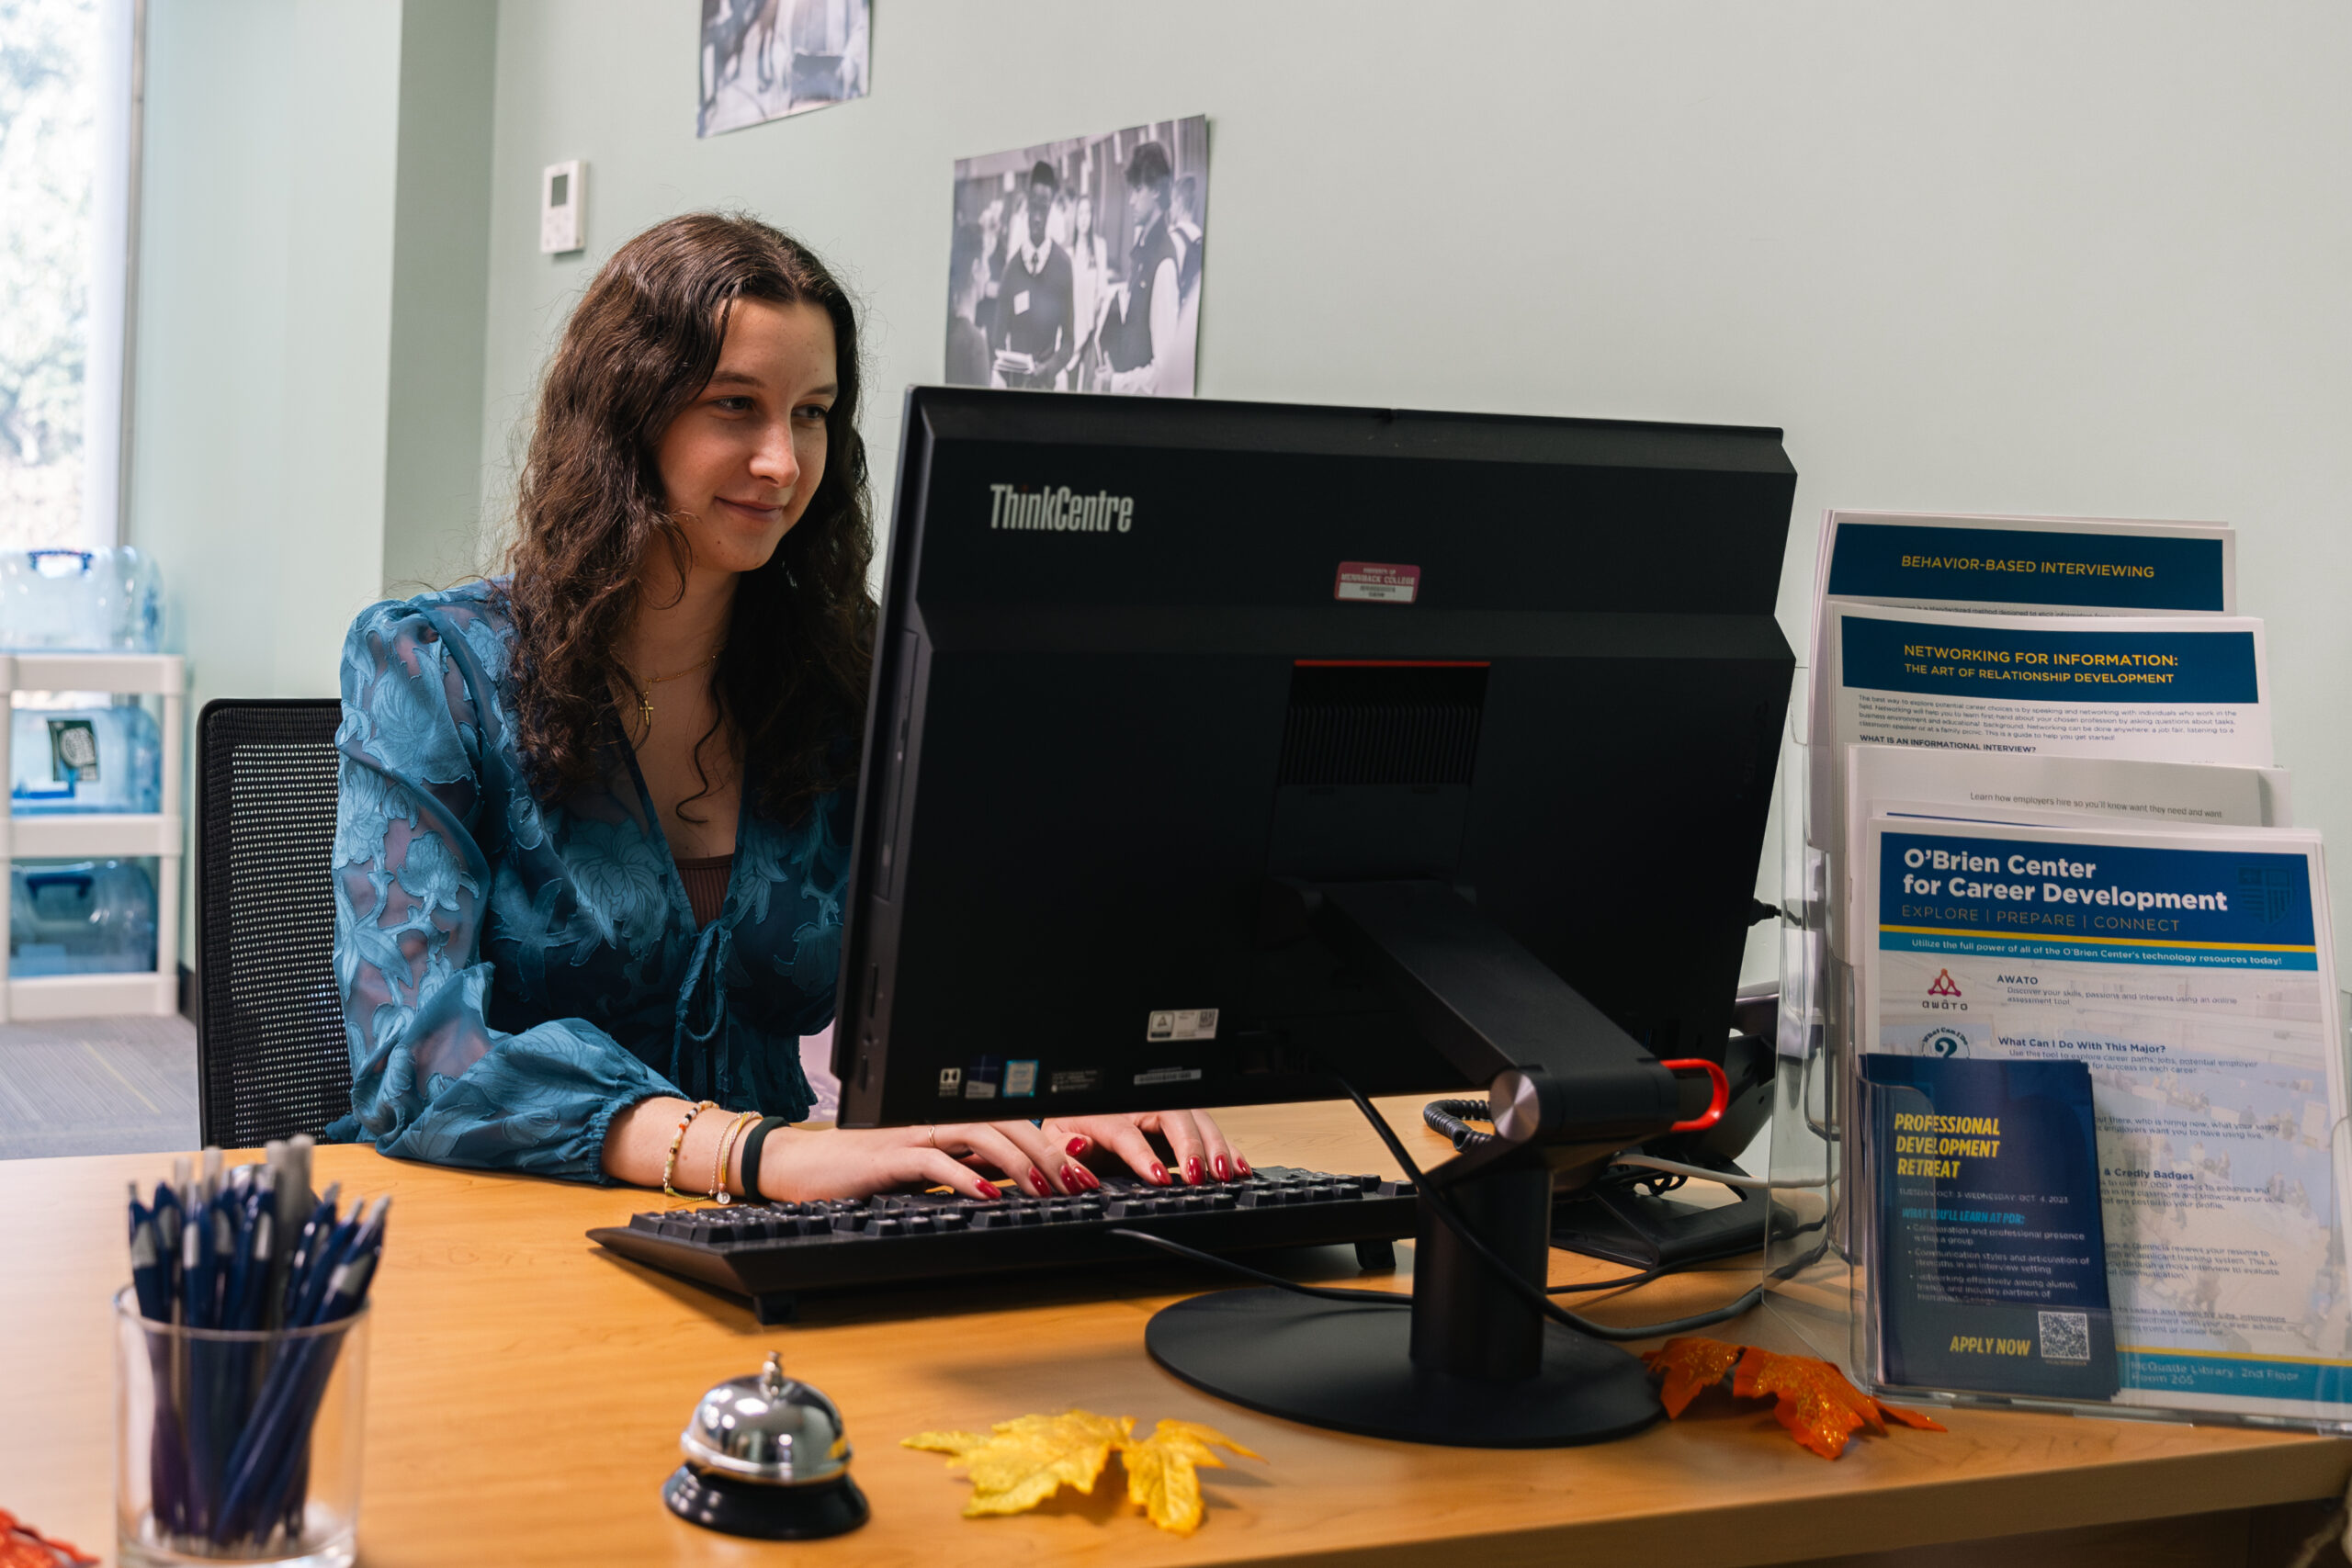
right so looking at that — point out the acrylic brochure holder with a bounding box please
[1760,669,2352,1436]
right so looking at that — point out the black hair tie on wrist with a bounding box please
[737,1115,788,1201]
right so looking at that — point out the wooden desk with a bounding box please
[4,1099,2346,1567]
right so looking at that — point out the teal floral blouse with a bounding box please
[326,582,847,1181]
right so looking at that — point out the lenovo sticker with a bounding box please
[1335,562,1420,604]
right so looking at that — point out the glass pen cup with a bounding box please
[113,1287,370,1568]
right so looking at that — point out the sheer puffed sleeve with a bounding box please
[329,598,679,1180]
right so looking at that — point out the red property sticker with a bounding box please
[1334,562,1420,604]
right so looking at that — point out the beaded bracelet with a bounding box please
[662,1100,720,1200]
[711,1111,761,1205]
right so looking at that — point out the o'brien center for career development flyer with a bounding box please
[1862,817,2352,1419]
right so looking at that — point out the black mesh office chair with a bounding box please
[195,698,352,1147]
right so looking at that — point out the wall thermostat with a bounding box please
[540,160,584,254]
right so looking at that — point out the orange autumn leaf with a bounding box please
[1874,1400,1949,1433]
[1734,1345,1946,1459]
[1641,1337,1746,1417]
[1641,1338,1947,1460]
[1734,1346,1878,1458]
[0,1508,98,1568]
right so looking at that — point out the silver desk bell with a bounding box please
[663,1351,872,1539]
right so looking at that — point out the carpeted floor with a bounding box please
[0,1013,199,1159]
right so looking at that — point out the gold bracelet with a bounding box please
[662,1100,720,1200]
[711,1111,761,1205]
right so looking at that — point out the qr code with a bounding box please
[2038,1310,2091,1363]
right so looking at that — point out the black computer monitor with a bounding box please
[834,387,1794,1446]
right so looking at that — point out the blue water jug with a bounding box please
[10,705,162,813]
[9,858,157,976]
[0,547,164,651]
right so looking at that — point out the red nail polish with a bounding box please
[1079,1167,1102,1191]
[1214,1155,1231,1182]
[1030,1166,1051,1195]
[1185,1156,1204,1185]
[1150,1161,1170,1186]
[1061,1163,1083,1190]
[1238,1156,1252,1176]
[1067,1135,1091,1156]
[975,1180,1001,1200]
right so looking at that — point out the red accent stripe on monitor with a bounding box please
[1292,660,1491,669]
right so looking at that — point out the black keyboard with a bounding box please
[589,1166,1417,1323]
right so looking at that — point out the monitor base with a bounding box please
[1552,1179,1791,1271]
[1146,1286,1662,1448]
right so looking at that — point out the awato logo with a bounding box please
[989,483,1133,534]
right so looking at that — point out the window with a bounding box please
[0,0,138,549]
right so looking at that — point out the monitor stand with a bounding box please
[1147,1159,1662,1447]
[1551,1153,1792,1271]
[1148,880,1679,1448]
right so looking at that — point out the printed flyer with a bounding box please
[1804,513,2236,829]
[1866,1055,2119,1401]
[1814,604,2273,886]
[1815,511,2235,624]
[1859,816,2351,1419]
[1834,745,2291,956]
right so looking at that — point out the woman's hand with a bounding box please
[1045,1110,1248,1190]
[758,1125,1011,1203]
[753,1112,1252,1203]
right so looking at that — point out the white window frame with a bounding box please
[80,0,145,548]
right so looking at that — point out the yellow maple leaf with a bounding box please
[901,1429,989,1460]
[901,1409,1133,1517]
[1121,1419,1263,1536]
[902,1412,1266,1533]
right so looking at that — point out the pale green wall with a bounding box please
[475,0,2352,984]
[128,0,492,964]
[130,0,401,709]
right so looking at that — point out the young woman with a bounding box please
[1065,192,1110,392]
[329,213,1245,1202]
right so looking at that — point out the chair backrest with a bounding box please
[196,698,351,1147]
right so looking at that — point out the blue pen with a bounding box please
[151,1180,181,1281]
[219,1208,251,1334]
[182,1201,211,1329]
[216,1235,384,1542]
[177,1212,216,1535]
[130,1218,168,1321]
[209,1200,236,1328]
[129,1215,187,1535]
[280,1184,341,1324]
[285,1206,362,1331]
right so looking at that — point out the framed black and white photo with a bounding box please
[945,116,1208,398]
[698,0,869,139]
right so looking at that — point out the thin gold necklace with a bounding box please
[626,650,719,728]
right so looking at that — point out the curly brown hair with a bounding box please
[500,212,875,823]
